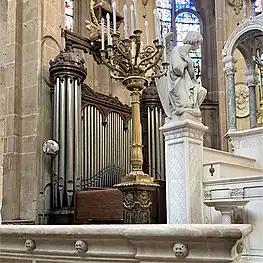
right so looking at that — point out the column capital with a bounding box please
[160,114,208,141]
[223,65,237,76]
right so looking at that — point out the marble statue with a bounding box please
[156,31,207,118]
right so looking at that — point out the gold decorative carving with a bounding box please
[235,84,249,118]
[227,0,243,15]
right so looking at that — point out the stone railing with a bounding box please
[0,224,252,263]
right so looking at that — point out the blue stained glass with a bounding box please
[157,8,172,22]
[156,0,171,9]
[175,0,196,11]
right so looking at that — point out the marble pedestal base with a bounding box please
[225,127,263,169]
[160,113,208,224]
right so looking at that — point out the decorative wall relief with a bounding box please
[227,0,243,15]
[235,84,249,118]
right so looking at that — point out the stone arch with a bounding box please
[222,15,263,131]
[222,15,263,62]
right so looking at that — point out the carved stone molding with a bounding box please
[204,190,212,200]
[235,84,249,118]
[229,188,244,198]
[0,224,253,263]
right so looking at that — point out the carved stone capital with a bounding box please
[223,65,237,76]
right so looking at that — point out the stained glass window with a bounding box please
[156,0,172,35]
[156,0,202,79]
[255,0,262,14]
[65,0,74,31]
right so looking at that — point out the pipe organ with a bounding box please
[141,82,165,180]
[81,85,132,188]
[49,48,87,224]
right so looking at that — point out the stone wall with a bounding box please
[1,0,64,222]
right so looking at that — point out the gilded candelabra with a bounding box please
[100,29,168,182]
[98,6,168,223]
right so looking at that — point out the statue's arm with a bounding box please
[181,53,196,80]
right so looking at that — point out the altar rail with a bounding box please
[0,224,252,263]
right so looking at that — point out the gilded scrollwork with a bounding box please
[122,189,153,224]
[235,84,249,118]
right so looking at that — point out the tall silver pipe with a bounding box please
[66,78,74,207]
[155,107,160,178]
[147,107,152,177]
[58,79,66,207]
[151,109,156,178]
[159,109,165,179]
[83,107,88,188]
[74,80,81,192]
[52,77,60,208]
[87,106,91,186]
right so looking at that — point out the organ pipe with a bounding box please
[49,48,87,223]
[141,82,165,180]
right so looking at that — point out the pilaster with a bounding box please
[160,113,208,224]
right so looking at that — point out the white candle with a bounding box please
[130,5,134,34]
[140,41,144,53]
[101,18,105,50]
[112,1,117,34]
[153,9,158,40]
[106,13,111,44]
[133,0,138,29]
[156,12,161,43]
[163,36,167,61]
[145,20,149,46]
[123,5,128,38]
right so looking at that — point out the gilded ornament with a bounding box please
[227,0,243,15]
[235,84,249,118]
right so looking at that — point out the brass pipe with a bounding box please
[130,89,143,171]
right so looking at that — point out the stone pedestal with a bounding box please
[160,113,208,224]
[204,199,249,224]
[225,127,263,169]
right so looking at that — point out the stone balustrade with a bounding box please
[0,224,252,263]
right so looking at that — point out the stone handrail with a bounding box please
[0,224,252,263]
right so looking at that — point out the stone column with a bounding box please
[245,70,257,128]
[223,60,237,131]
[49,48,87,224]
[160,113,208,224]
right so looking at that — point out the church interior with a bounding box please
[0,0,263,263]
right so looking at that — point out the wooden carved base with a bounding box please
[115,182,159,224]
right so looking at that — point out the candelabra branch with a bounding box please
[110,71,125,80]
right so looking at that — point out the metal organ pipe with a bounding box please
[49,49,87,223]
